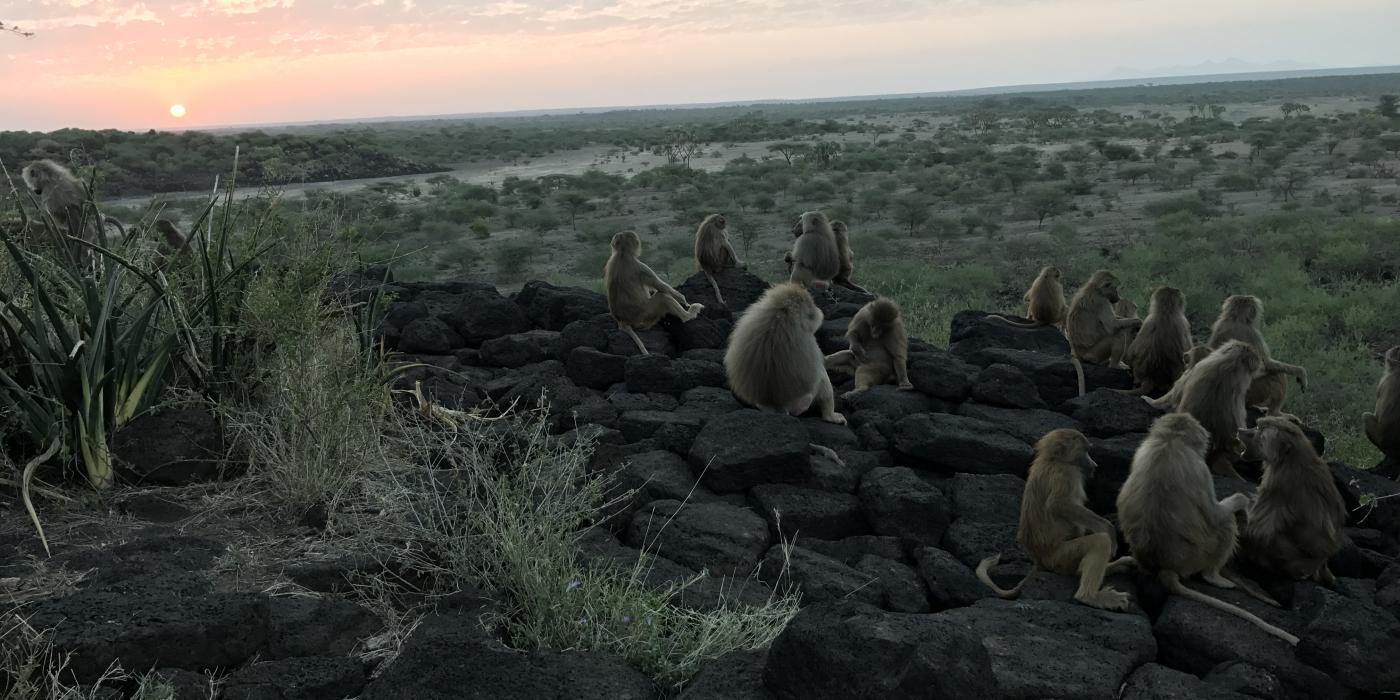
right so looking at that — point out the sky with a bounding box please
[2,0,1400,131]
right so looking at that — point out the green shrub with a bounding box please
[494,240,535,279]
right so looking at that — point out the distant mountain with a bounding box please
[1105,58,1317,81]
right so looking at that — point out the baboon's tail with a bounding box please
[1162,572,1298,645]
[836,279,871,295]
[983,314,1044,329]
[1071,355,1087,396]
[704,271,726,307]
[976,555,1029,599]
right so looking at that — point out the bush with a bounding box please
[494,240,535,279]
[470,219,490,239]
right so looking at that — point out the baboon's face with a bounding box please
[1096,274,1121,304]
[1043,266,1061,280]
[21,166,42,195]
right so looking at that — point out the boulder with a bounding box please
[677,269,769,316]
[113,405,227,486]
[892,413,1034,477]
[948,310,1070,357]
[956,402,1081,445]
[398,316,463,354]
[626,500,771,576]
[802,536,907,566]
[442,290,534,347]
[948,473,1024,524]
[854,555,930,613]
[678,649,771,700]
[1297,586,1400,693]
[1331,462,1400,540]
[914,546,993,610]
[624,355,727,394]
[962,348,1133,405]
[906,351,978,402]
[1087,433,1147,514]
[749,485,868,541]
[478,330,561,368]
[616,411,703,450]
[940,520,1022,570]
[971,363,1046,409]
[758,546,881,607]
[687,411,813,493]
[1120,663,1254,700]
[1065,388,1161,437]
[513,280,609,331]
[265,597,379,659]
[858,467,951,546]
[221,657,368,700]
[839,385,939,420]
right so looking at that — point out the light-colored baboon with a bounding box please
[977,429,1135,610]
[1176,340,1264,477]
[604,230,703,355]
[693,214,743,306]
[1117,413,1300,645]
[829,220,869,294]
[1237,417,1346,585]
[724,282,845,425]
[985,265,1067,329]
[823,298,913,397]
[1066,270,1142,395]
[1207,295,1307,416]
[1363,346,1400,463]
[1122,287,1193,398]
[787,211,841,288]
[1148,345,1211,411]
[152,219,192,268]
[20,159,125,245]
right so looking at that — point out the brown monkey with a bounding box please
[1363,346,1400,464]
[1237,417,1346,585]
[1207,295,1307,416]
[1148,344,1212,411]
[985,265,1067,329]
[20,159,125,245]
[693,214,743,306]
[1122,287,1193,398]
[823,297,913,397]
[1176,340,1265,477]
[977,429,1134,610]
[787,211,841,288]
[1066,270,1143,395]
[1114,298,1139,320]
[1116,413,1299,645]
[829,220,870,294]
[724,282,845,424]
[604,230,703,355]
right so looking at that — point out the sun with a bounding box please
[169,104,187,119]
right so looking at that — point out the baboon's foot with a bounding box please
[822,411,847,426]
[897,381,915,391]
[1079,587,1130,611]
[1203,572,1236,589]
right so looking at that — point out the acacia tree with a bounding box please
[1023,185,1070,229]
[1380,95,1399,119]
[892,194,932,237]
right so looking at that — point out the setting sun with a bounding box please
[169,104,187,119]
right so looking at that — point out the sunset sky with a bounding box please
[3,0,1400,132]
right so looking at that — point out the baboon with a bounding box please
[823,297,913,397]
[985,265,1067,329]
[787,211,841,288]
[20,159,125,245]
[1122,287,1193,398]
[1114,298,1139,319]
[1148,345,1212,411]
[693,214,743,306]
[1116,413,1300,645]
[1207,295,1307,416]
[604,230,703,355]
[152,219,192,268]
[724,282,845,424]
[829,220,869,294]
[1237,417,1346,585]
[976,429,1134,610]
[1066,270,1143,395]
[1363,346,1400,463]
[1176,340,1265,477]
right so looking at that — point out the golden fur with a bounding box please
[829,220,869,294]
[1066,270,1142,395]
[823,298,913,396]
[986,265,1067,329]
[1238,417,1346,584]
[1123,287,1193,398]
[724,282,844,424]
[604,230,702,354]
[1364,346,1400,463]
[1176,340,1265,477]
[1207,295,1307,416]
[788,211,841,288]
[693,214,742,306]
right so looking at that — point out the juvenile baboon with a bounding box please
[823,297,913,397]
[1114,298,1139,320]
[977,429,1135,610]
[1176,340,1265,477]
[829,220,870,294]
[1066,270,1142,395]
[1122,287,1193,398]
[1116,413,1300,645]
[724,282,845,424]
[604,230,703,355]
[1363,346,1400,463]
[151,219,192,268]
[787,211,841,288]
[693,214,743,306]
[1237,417,1346,585]
[1148,344,1212,411]
[985,265,1067,329]
[1207,295,1307,416]
[20,159,125,244]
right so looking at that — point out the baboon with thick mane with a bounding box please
[724,282,844,424]
[985,265,1067,329]
[829,220,869,294]
[1207,295,1307,417]
[604,230,703,355]
[823,297,913,397]
[1065,270,1142,395]
[1116,413,1300,645]
[20,159,126,246]
[693,213,743,306]
[787,211,841,288]
[1122,287,1193,398]
[1238,417,1346,585]
[977,429,1134,610]
[1176,340,1265,477]
[1363,346,1400,464]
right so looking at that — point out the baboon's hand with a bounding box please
[897,381,915,391]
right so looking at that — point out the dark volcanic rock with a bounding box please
[854,555,930,613]
[443,291,534,346]
[892,413,1034,477]
[1065,388,1161,437]
[265,596,379,659]
[940,520,1022,570]
[1087,433,1147,514]
[914,546,992,610]
[963,348,1133,405]
[839,385,937,420]
[1297,586,1400,693]
[1121,663,1254,700]
[688,410,813,493]
[609,450,714,514]
[616,411,703,449]
[671,314,732,352]
[363,614,655,700]
[858,467,951,546]
[627,500,771,576]
[514,280,610,331]
[1331,462,1400,540]
[677,269,769,315]
[679,649,771,700]
[221,657,367,700]
[948,473,1024,524]
[971,363,1046,409]
[759,546,882,607]
[112,405,227,485]
[948,310,1071,357]
[624,354,727,394]
[750,485,868,541]
[905,351,978,402]
[802,536,907,566]
[398,316,462,354]
[956,402,1082,445]
[763,602,996,700]
[478,330,560,368]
